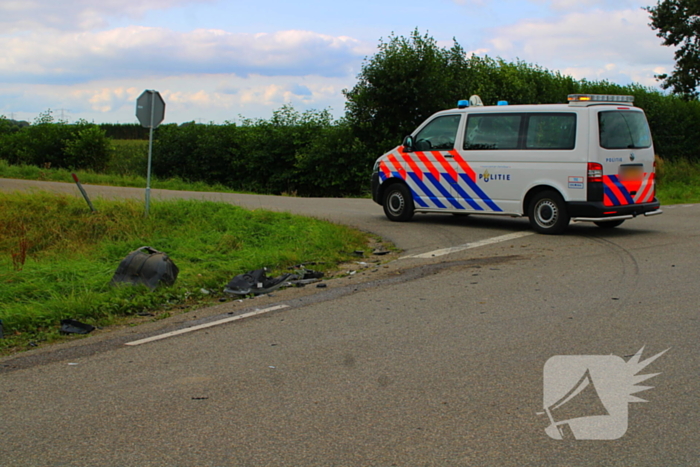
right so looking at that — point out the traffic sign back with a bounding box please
[136,90,166,129]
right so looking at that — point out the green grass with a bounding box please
[0,154,238,194]
[0,192,370,353]
[655,157,700,205]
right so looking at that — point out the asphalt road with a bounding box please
[1,179,698,466]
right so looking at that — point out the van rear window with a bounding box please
[599,111,652,149]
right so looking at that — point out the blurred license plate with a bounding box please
[620,165,643,181]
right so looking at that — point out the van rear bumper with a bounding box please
[567,199,662,222]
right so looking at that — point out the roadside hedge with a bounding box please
[0,112,111,172]
[99,123,150,140]
[151,106,371,197]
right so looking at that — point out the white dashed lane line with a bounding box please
[124,304,290,346]
[402,231,534,259]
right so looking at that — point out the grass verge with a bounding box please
[0,192,371,354]
[655,157,700,204]
[0,156,238,194]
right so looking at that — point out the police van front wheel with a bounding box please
[383,183,414,222]
[528,191,570,235]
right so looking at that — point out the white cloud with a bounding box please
[547,0,644,12]
[72,86,143,113]
[0,73,354,124]
[486,8,674,86]
[452,0,488,5]
[0,28,371,83]
[453,0,644,12]
[0,0,676,124]
[0,0,214,32]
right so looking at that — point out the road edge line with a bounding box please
[124,304,290,346]
[403,231,533,259]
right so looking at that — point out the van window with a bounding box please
[525,113,576,149]
[414,115,461,151]
[599,111,652,149]
[464,114,522,150]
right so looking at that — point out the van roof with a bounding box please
[438,102,641,115]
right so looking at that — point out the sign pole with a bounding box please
[136,89,165,218]
[145,91,155,217]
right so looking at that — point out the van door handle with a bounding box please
[444,154,454,158]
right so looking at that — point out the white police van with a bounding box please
[371,94,662,234]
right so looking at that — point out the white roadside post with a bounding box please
[135,90,166,217]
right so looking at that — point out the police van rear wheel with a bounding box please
[383,183,414,222]
[594,219,625,228]
[528,191,569,235]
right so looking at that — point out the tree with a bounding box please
[646,0,700,100]
[342,30,578,158]
[343,30,471,157]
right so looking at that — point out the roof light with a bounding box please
[469,95,484,107]
[497,101,509,106]
[568,94,634,105]
[458,100,469,109]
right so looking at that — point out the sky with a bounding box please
[0,0,676,125]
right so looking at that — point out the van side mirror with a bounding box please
[402,135,414,152]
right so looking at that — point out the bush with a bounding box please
[105,140,149,176]
[152,123,240,187]
[63,122,111,172]
[0,116,29,136]
[0,111,111,171]
[294,120,371,196]
[152,106,368,196]
[99,123,150,140]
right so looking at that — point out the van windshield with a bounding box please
[598,111,652,149]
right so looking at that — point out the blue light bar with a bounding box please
[457,100,469,109]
